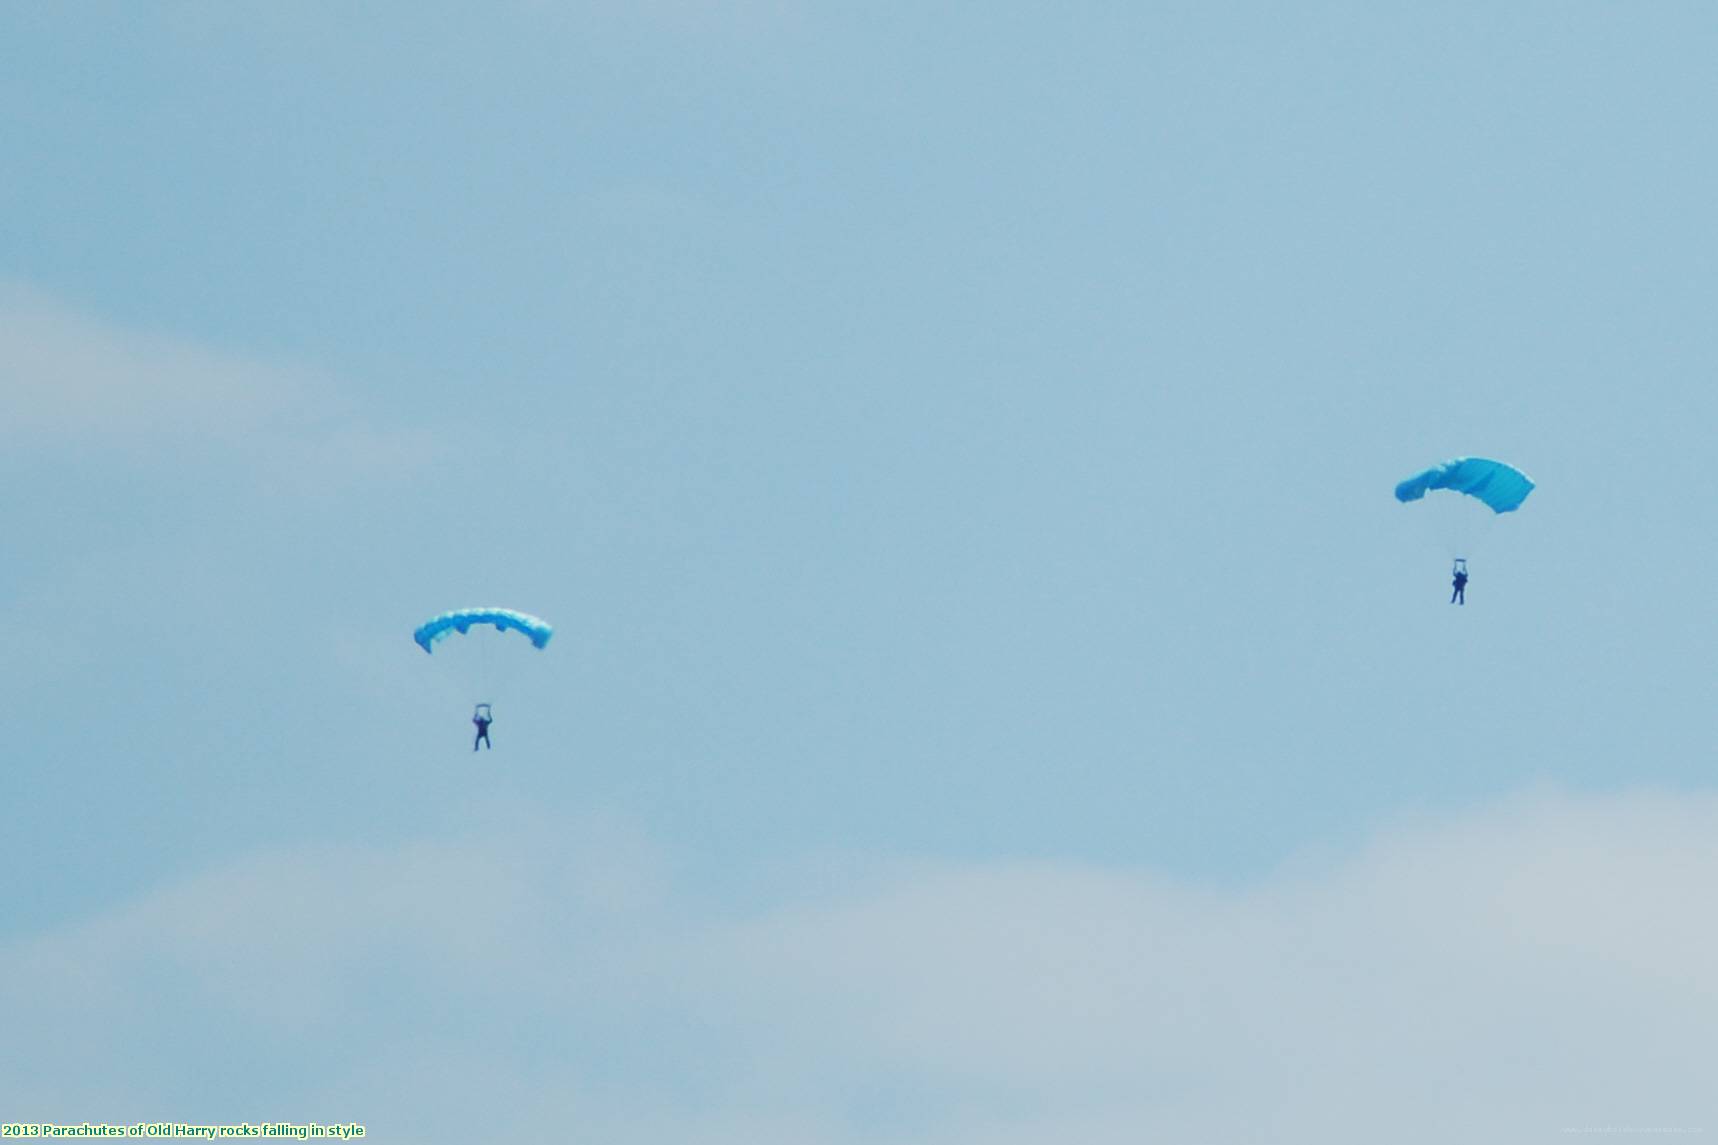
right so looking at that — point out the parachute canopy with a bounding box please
[413,608,554,654]
[1394,457,1535,514]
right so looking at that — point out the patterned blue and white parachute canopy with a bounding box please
[1394,457,1535,514]
[413,608,554,654]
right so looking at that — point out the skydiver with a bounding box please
[473,704,493,751]
[1450,560,1468,606]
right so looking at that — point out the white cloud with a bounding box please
[0,280,439,489]
[679,787,1716,1137]
[5,789,1718,1142]
[0,282,299,443]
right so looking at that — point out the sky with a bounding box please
[4,3,1718,1141]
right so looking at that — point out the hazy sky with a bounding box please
[5,4,1718,1142]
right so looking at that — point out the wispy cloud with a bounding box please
[0,281,438,489]
[5,789,1716,1142]
[0,282,299,444]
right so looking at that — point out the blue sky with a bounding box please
[5,4,1718,1141]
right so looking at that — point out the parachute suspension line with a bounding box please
[1418,487,1498,559]
[479,626,491,705]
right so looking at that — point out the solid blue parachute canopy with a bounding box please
[413,608,554,654]
[1394,457,1535,514]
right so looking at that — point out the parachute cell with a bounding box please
[413,608,554,654]
[1393,458,1535,514]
